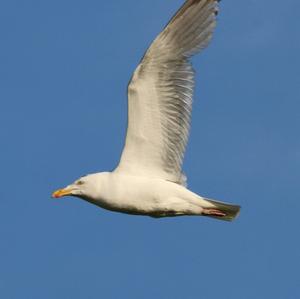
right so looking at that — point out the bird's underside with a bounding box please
[51,171,239,221]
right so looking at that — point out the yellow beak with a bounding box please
[52,187,73,198]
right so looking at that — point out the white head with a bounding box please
[52,173,104,201]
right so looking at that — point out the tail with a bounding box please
[203,198,241,222]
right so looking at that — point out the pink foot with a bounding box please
[203,209,226,217]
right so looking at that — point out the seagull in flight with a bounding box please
[52,0,240,221]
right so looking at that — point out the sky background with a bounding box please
[1,0,300,298]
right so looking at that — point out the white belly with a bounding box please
[86,173,209,217]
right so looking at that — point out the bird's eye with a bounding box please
[76,180,84,185]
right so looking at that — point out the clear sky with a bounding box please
[1,0,300,298]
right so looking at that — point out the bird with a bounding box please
[52,0,240,221]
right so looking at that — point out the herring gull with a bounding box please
[52,0,240,221]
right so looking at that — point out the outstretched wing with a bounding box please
[114,0,220,185]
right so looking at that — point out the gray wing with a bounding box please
[114,0,220,185]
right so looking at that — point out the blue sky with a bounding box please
[1,0,300,298]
